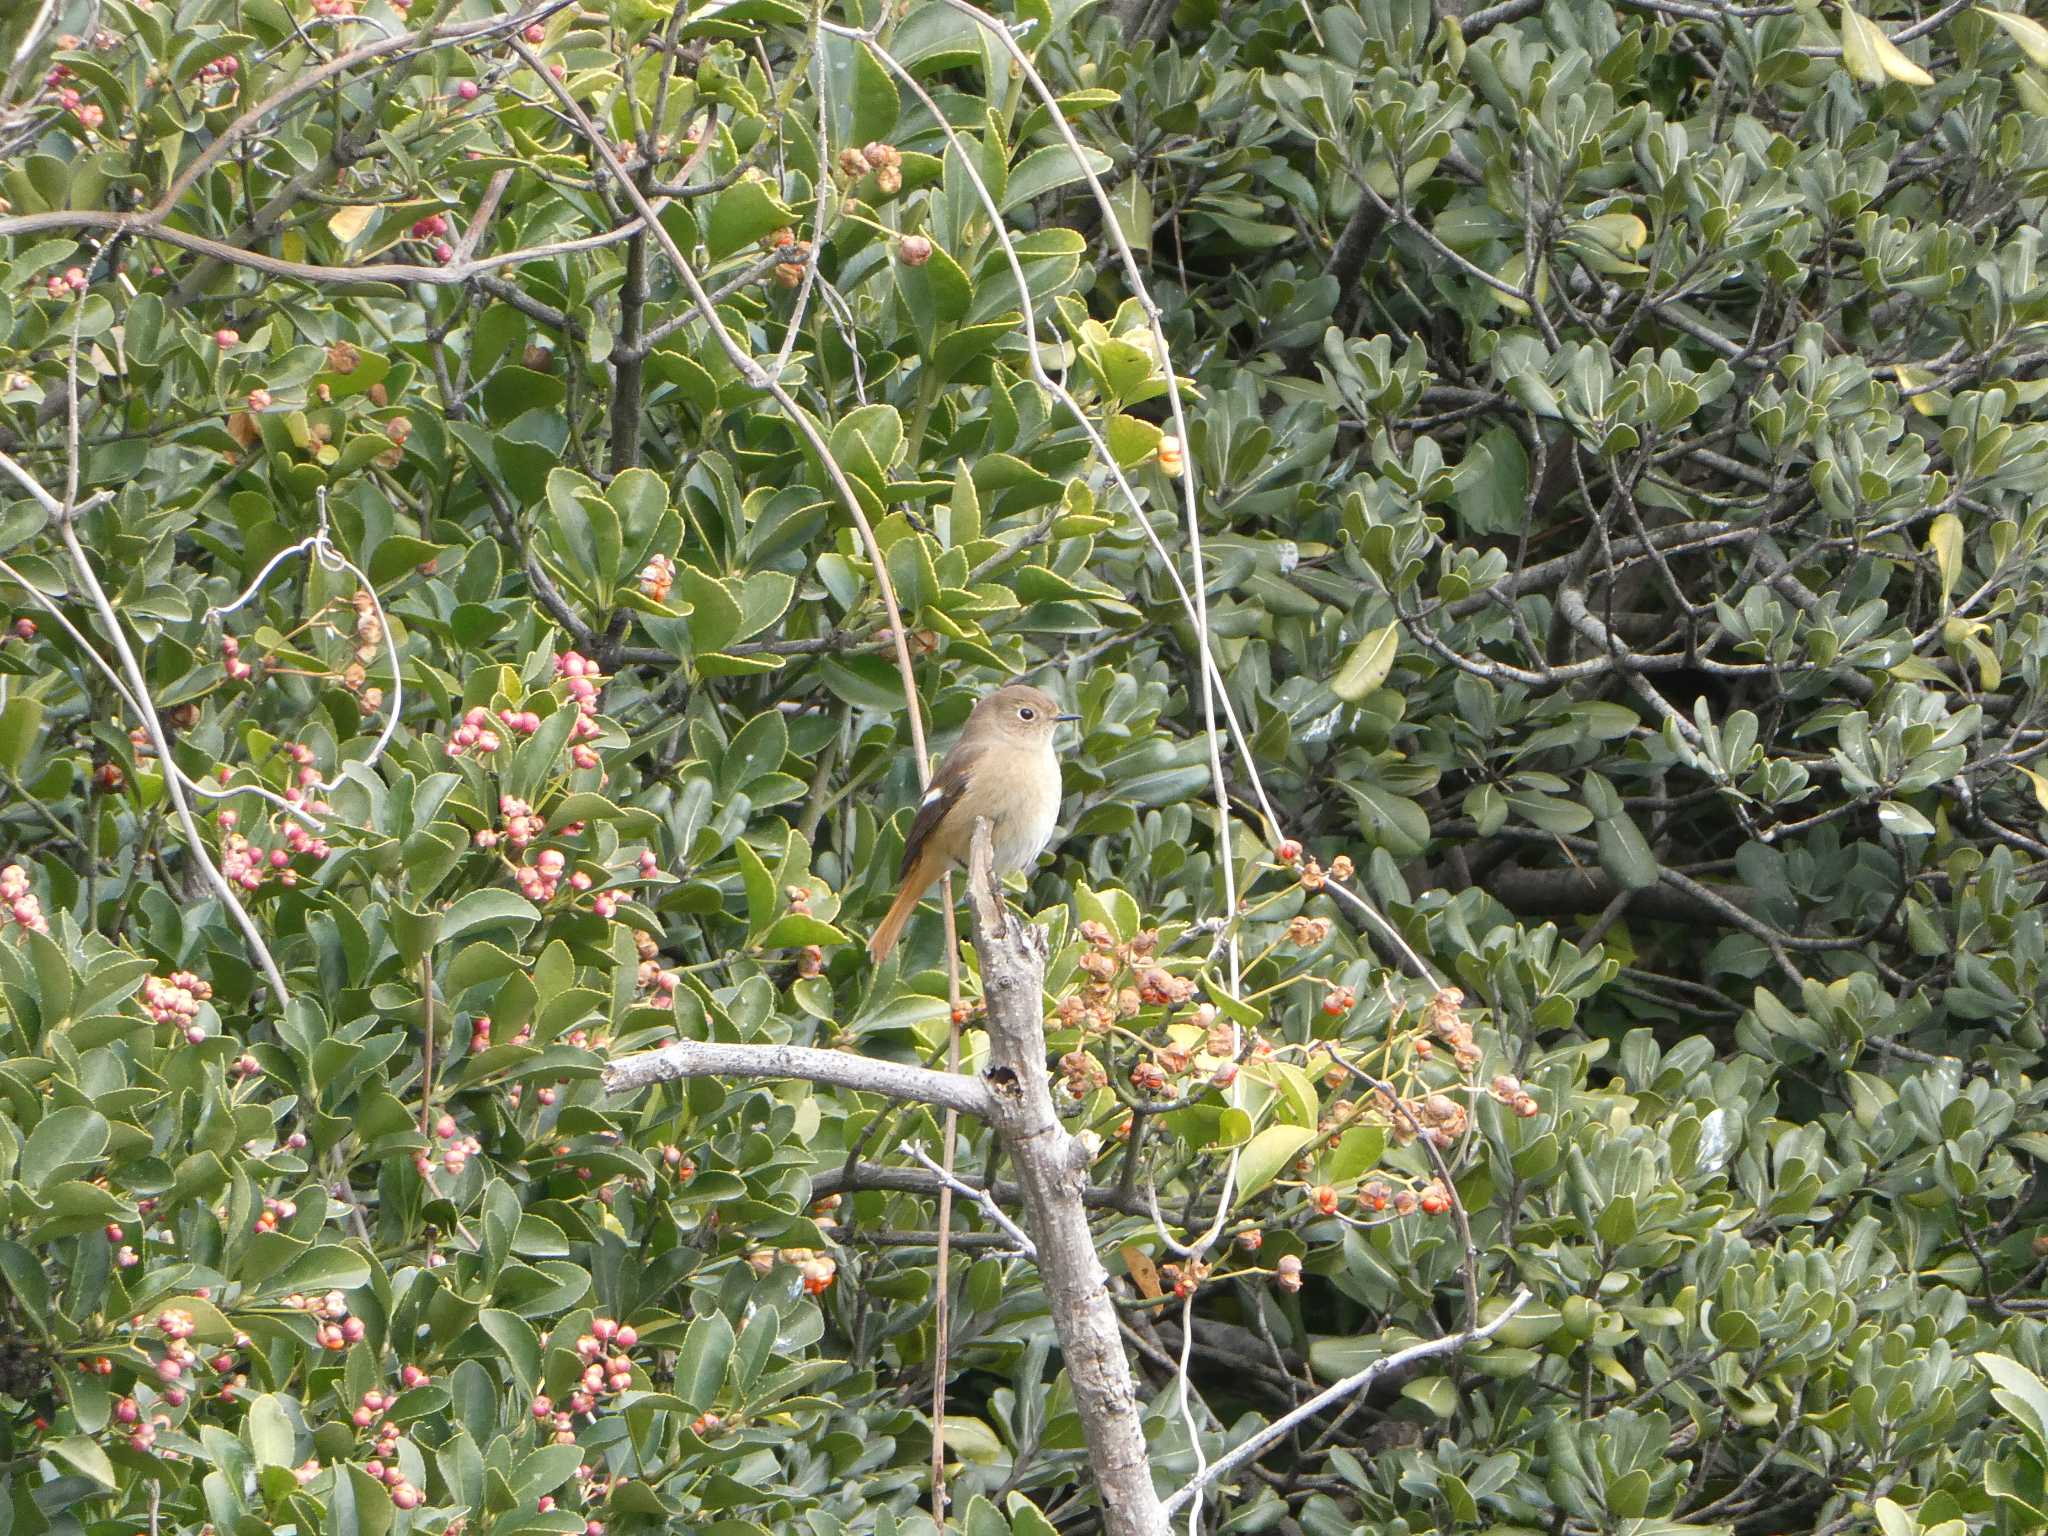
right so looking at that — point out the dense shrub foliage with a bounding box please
[4,0,2048,1532]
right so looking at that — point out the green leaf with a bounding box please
[1236,1125,1316,1199]
[1400,1375,1459,1416]
[0,696,43,775]
[1327,1126,1387,1184]
[20,1107,109,1193]
[707,179,796,261]
[481,1308,543,1396]
[245,1394,295,1468]
[1342,781,1431,857]
[674,1308,734,1415]
[1604,1466,1652,1519]
[848,40,899,146]
[1000,144,1114,211]
[1979,1353,2048,1448]
[1582,773,1658,890]
[1330,624,1399,702]
[46,1436,115,1490]
[439,889,543,946]
[508,1442,586,1504]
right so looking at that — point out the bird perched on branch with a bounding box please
[868,682,1078,963]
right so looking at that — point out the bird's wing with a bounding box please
[898,741,986,882]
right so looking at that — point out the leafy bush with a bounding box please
[2,0,2048,1533]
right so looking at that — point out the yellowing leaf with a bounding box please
[1579,212,1648,256]
[940,1416,1004,1466]
[1331,623,1399,701]
[1981,6,2048,67]
[327,204,377,243]
[1926,510,1964,608]
[2016,764,2048,814]
[1893,363,1947,416]
[1839,5,1935,86]
[1120,1243,1163,1300]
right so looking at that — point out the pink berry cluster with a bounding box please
[447,705,503,758]
[194,54,238,84]
[53,83,103,133]
[478,793,545,850]
[147,1309,205,1408]
[216,806,329,892]
[312,0,356,16]
[250,1192,297,1234]
[281,740,320,788]
[415,1113,482,1178]
[0,864,48,934]
[357,1403,424,1509]
[280,1289,366,1351]
[528,1318,638,1435]
[408,211,455,264]
[44,266,88,300]
[142,970,212,1038]
[515,846,569,902]
[115,1395,171,1452]
[220,632,254,680]
[447,703,542,758]
[11,618,34,641]
[218,830,269,892]
[469,1012,494,1053]
[555,650,606,771]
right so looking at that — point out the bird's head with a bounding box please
[970,683,1079,746]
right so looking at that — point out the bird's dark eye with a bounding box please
[1018,706,1036,721]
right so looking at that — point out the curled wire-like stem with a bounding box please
[201,489,402,803]
[0,443,292,1005]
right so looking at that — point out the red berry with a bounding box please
[524,23,545,41]
[214,328,239,347]
[1276,839,1302,863]
[457,81,479,100]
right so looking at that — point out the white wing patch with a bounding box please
[920,785,946,808]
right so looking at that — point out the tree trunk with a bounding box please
[963,820,1169,1536]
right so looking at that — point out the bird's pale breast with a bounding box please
[990,743,1062,875]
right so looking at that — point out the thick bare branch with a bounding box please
[963,817,1169,1536]
[602,1039,993,1118]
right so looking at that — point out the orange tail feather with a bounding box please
[869,852,942,963]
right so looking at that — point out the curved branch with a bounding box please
[1161,1289,1534,1518]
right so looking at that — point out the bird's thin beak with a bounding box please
[1055,713,1082,723]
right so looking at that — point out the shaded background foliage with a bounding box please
[2,0,2048,1532]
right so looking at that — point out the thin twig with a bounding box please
[899,1139,1037,1258]
[1160,1289,1534,1518]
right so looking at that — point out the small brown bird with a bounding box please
[868,682,1078,964]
